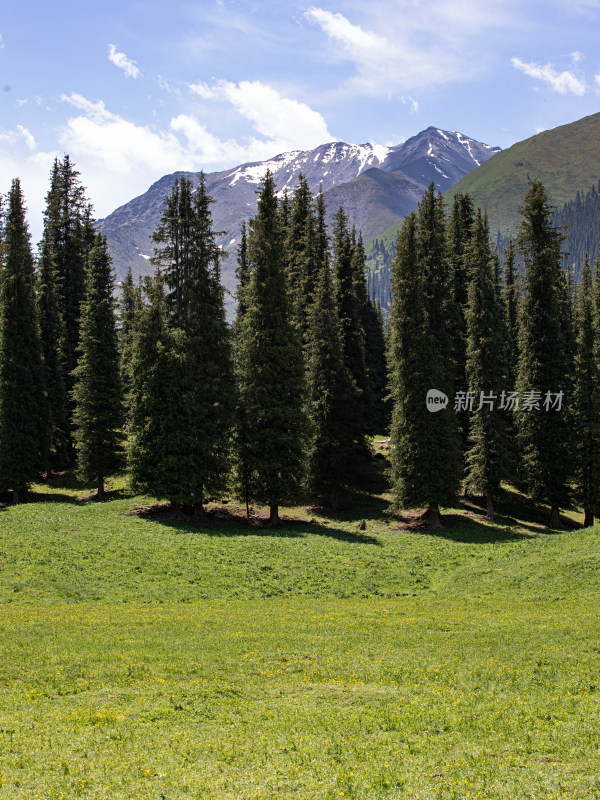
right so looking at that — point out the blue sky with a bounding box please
[2,0,600,242]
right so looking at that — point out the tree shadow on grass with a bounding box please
[0,489,83,507]
[410,488,578,544]
[129,504,382,545]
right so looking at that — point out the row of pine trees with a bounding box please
[0,158,598,529]
[389,180,600,528]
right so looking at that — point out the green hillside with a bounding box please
[444,111,600,235]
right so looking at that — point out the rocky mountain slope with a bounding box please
[99,126,500,301]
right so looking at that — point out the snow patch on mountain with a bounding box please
[455,132,481,166]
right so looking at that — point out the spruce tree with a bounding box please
[501,238,521,485]
[134,174,234,511]
[332,207,370,440]
[42,156,94,458]
[235,171,306,526]
[37,235,70,469]
[128,274,182,501]
[389,186,461,526]
[0,179,48,502]
[235,220,250,321]
[447,193,475,476]
[117,266,141,421]
[305,244,364,509]
[572,255,600,525]
[353,232,389,434]
[503,239,520,385]
[463,211,509,519]
[516,179,571,528]
[285,175,318,337]
[72,235,123,497]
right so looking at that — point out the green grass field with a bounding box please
[1,467,600,799]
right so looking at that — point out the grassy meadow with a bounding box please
[1,458,600,799]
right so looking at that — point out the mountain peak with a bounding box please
[99,126,501,309]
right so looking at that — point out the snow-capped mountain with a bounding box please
[99,126,500,301]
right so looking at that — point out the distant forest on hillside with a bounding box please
[367,180,600,312]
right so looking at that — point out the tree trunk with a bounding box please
[329,487,340,512]
[583,509,594,528]
[97,476,105,499]
[425,505,444,529]
[549,505,564,530]
[268,503,280,528]
[171,500,181,516]
[12,488,20,505]
[485,494,495,521]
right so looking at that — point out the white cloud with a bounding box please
[189,79,333,149]
[0,33,4,49]
[305,8,385,53]
[511,57,586,95]
[303,2,515,95]
[571,51,584,64]
[52,90,332,225]
[189,81,218,100]
[108,44,140,79]
[595,73,600,88]
[16,125,36,150]
[0,125,37,150]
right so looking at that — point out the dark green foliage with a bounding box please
[42,156,94,458]
[133,175,234,509]
[502,239,521,484]
[516,179,572,522]
[572,256,600,524]
[305,248,364,509]
[43,157,93,381]
[235,172,306,523]
[285,175,318,337]
[332,208,369,438]
[72,236,123,496]
[128,275,178,499]
[463,211,509,517]
[389,185,461,518]
[503,239,520,385]
[37,235,69,469]
[0,179,48,500]
[554,182,600,281]
[118,267,141,421]
[234,220,250,321]
[447,193,476,470]
[353,233,389,434]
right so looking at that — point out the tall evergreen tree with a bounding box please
[235,171,306,526]
[463,211,509,519]
[305,254,361,509]
[0,179,48,502]
[128,274,182,501]
[572,255,600,526]
[235,220,250,321]
[332,207,370,439]
[389,186,461,526]
[353,233,389,434]
[42,156,94,458]
[72,235,123,497]
[117,266,140,421]
[37,235,70,469]
[501,238,521,484]
[133,174,234,511]
[503,239,520,385]
[516,179,571,528]
[285,175,318,336]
